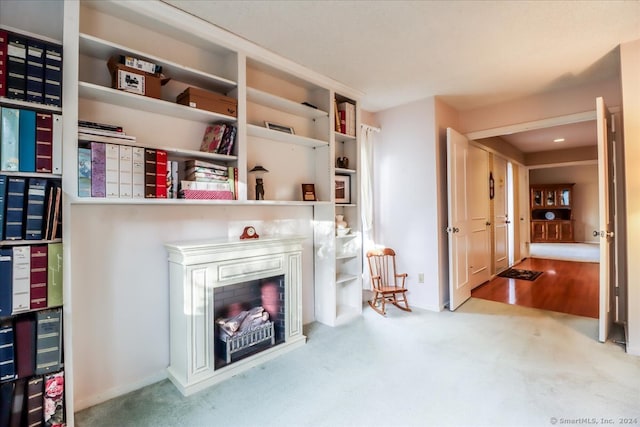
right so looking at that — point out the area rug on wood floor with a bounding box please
[497,268,543,281]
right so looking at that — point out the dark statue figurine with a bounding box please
[255,178,265,200]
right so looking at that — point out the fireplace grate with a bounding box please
[220,321,275,363]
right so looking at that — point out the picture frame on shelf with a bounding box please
[265,121,294,134]
[301,183,316,201]
[335,175,351,204]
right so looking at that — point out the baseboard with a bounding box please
[73,370,168,412]
[626,343,640,356]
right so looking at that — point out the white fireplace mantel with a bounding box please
[165,236,307,396]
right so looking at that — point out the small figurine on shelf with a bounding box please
[336,157,349,169]
[336,215,350,236]
[249,165,269,200]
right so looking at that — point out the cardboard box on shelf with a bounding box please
[176,87,237,117]
[107,56,164,99]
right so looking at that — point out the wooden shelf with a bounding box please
[79,33,237,94]
[78,81,237,123]
[247,124,328,148]
[247,87,328,118]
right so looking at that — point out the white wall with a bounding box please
[70,204,315,410]
[620,39,640,356]
[373,98,442,311]
[529,164,599,243]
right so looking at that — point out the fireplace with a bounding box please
[165,236,306,396]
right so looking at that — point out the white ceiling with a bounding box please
[163,0,640,152]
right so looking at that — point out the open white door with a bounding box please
[447,128,471,310]
[493,155,509,273]
[596,97,616,343]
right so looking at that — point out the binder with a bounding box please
[24,177,47,240]
[26,38,45,104]
[105,143,119,198]
[90,142,106,197]
[47,243,62,308]
[0,323,16,382]
[35,112,53,173]
[4,176,26,240]
[132,146,145,198]
[18,108,36,172]
[0,174,7,241]
[26,376,44,427]
[30,245,48,309]
[118,145,133,198]
[1,107,20,172]
[0,30,8,98]
[14,315,36,378]
[43,43,62,107]
[6,33,26,101]
[34,309,62,374]
[52,114,62,174]
[144,148,156,198]
[0,248,12,317]
[12,246,30,314]
[77,147,92,197]
[155,149,167,198]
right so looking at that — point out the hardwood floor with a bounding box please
[471,258,599,318]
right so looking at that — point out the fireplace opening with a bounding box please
[214,275,285,368]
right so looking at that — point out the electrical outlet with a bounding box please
[418,273,424,283]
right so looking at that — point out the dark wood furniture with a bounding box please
[530,183,575,243]
[366,248,412,316]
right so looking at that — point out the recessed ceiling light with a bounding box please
[553,138,565,143]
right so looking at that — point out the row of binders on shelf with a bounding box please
[78,120,238,200]
[0,369,65,427]
[0,176,61,242]
[0,107,61,174]
[1,309,65,425]
[335,100,356,136]
[0,243,62,317]
[0,28,63,107]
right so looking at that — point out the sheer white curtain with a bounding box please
[360,124,379,289]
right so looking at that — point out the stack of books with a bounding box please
[337,101,356,136]
[180,159,236,200]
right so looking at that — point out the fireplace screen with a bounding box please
[214,275,285,368]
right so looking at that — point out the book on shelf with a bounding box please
[78,120,123,133]
[337,101,356,136]
[18,109,36,173]
[104,143,120,198]
[12,246,31,314]
[1,107,20,171]
[181,180,231,192]
[155,149,167,198]
[0,322,16,382]
[229,166,238,200]
[30,245,48,309]
[34,309,62,375]
[0,249,11,317]
[132,147,145,198]
[120,54,162,75]
[43,43,62,107]
[77,147,91,197]
[6,33,26,101]
[25,38,45,104]
[0,30,7,98]
[26,376,44,427]
[167,160,179,199]
[334,99,341,133]
[46,243,62,308]
[24,177,47,240]
[35,112,53,173]
[43,180,61,241]
[78,128,136,141]
[144,148,157,198]
[0,175,6,240]
[200,123,226,153]
[90,141,106,198]
[14,315,36,379]
[4,176,26,240]
[118,145,133,198]
[52,114,62,174]
[184,158,228,171]
[43,370,64,426]
[0,382,12,426]
[9,377,26,426]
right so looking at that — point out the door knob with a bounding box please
[505,220,511,224]
[453,227,460,233]
[486,221,491,226]
[593,230,601,237]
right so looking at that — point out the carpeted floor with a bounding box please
[74,298,639,427]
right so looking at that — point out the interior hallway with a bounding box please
[472,258,599,318]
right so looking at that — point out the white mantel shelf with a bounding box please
[165,235,307,396]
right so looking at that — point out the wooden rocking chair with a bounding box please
[366,247,412,316]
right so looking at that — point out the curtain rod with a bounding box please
[361,123,381,133]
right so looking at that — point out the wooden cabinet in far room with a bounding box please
[530,184,575,243]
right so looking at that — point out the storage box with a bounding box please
[107,57,163,99]
[176,87,237,117]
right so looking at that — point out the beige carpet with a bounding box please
[75,298,638,427]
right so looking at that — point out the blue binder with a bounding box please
[0,248,12,317]
[4,176,26,240]
[19,109,36,173]
[24,177,47,240]
[0,323,16,382]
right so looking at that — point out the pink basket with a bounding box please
[180,189,234,200]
